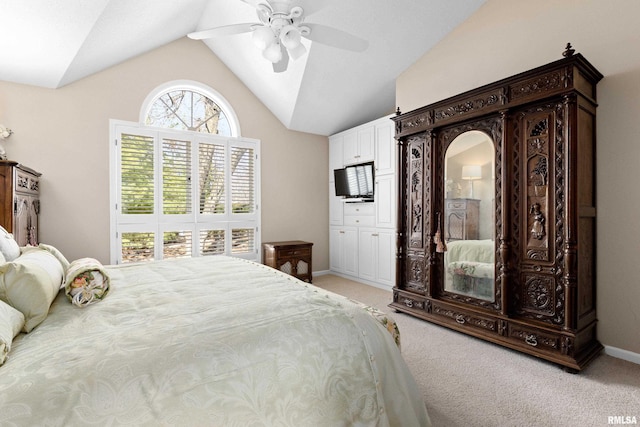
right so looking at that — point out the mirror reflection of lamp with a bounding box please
[461,165,482,199]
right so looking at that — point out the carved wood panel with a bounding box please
[513,102,566,325]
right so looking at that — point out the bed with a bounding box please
[0,235,430,426]
[444,239,495,301]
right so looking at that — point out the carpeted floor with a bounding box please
[313,274,640,427]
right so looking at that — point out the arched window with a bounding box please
[110,81,259,265]
[140,80,240,137]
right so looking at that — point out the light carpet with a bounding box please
[313,274,640,427]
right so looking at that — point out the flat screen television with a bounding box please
[334,161,375,201]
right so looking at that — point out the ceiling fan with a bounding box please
[188,0,369,73]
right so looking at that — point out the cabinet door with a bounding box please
[329,182,344,226]
[375,230,395,287]
[357,127,375,163]
[375,121,395,176]
[375,174,395,229]
[330,226,358,275]
[359,228,395,287]
[358,228,377,282]
[329,135,343,180]
[343,227,359,276]
[329,226,345,272]
[13,195,38,246]
[343,131,358,165]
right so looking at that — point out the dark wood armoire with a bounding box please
[0,160,41,247]
[389,46,602,372]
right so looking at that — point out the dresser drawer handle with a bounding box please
[525,334,538,347]
[455,314,466,324]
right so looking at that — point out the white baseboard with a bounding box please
[312,269,331,277]
[604,345,640,365]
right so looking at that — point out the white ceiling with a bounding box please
[0,0,486,136]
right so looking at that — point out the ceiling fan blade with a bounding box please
[302,23,369,52]
[188,23,256,40]
[272,46,290,73]
[239,0,262,8]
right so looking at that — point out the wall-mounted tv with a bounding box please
[334,161,375,201]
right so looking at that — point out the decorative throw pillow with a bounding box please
[0,248,65,332]
[0,299,25,366]
[38,243,71,275]
[0,225,20,262]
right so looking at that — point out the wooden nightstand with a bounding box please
[262,240,313,283]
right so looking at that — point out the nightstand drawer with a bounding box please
[279,247,311,258]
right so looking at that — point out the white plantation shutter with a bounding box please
[121,133,155,215]
[121,231,155,262]
[111,121,260,264]
[231,146,255,214]
[199,228,225,256]
[199,142,225,214]
[163,230,192,259]
[162,138,192,215]
[231,227,255,254]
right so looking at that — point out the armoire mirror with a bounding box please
[443,130,495,301]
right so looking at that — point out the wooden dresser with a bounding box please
[0,161,41,246]
[262,241,313,283]
[444,198,479,241]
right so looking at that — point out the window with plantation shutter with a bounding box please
[121,134,155,215]
[231,146,255,214]
[162,138,192,215]
[199,142,225,214]
[110,83,258,264]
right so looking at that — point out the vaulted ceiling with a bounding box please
[0,0,486,135]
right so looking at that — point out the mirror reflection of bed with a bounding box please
[443,131,495,302]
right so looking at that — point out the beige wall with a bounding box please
[396,0,640,355]
[0,37,330,270]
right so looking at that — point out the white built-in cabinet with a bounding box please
[329,115,396,291]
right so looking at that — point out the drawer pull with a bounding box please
[339,231,345,234]
[525,334,538,347]
[372,233,379,237]
[455,314,466,324]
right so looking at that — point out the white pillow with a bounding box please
[0,299,25,366]
[0,225,20,262]
[0,248,65,332]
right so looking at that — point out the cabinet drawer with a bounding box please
[431,302,499,336]
[279,247,311,258]
[15,170,39,195]
[508,323,562,354]
[343,203,375,216]
[446,200,467,210]
[393,290,427,312]
[344,215,375,227]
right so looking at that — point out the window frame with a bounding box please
[139,80,241,137]
[109,120,260,264]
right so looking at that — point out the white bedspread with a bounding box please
[0,256,430,426]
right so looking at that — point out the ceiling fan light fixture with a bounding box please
[280,25,302,50]
[252,25,277,50]
[263,42,283,63]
